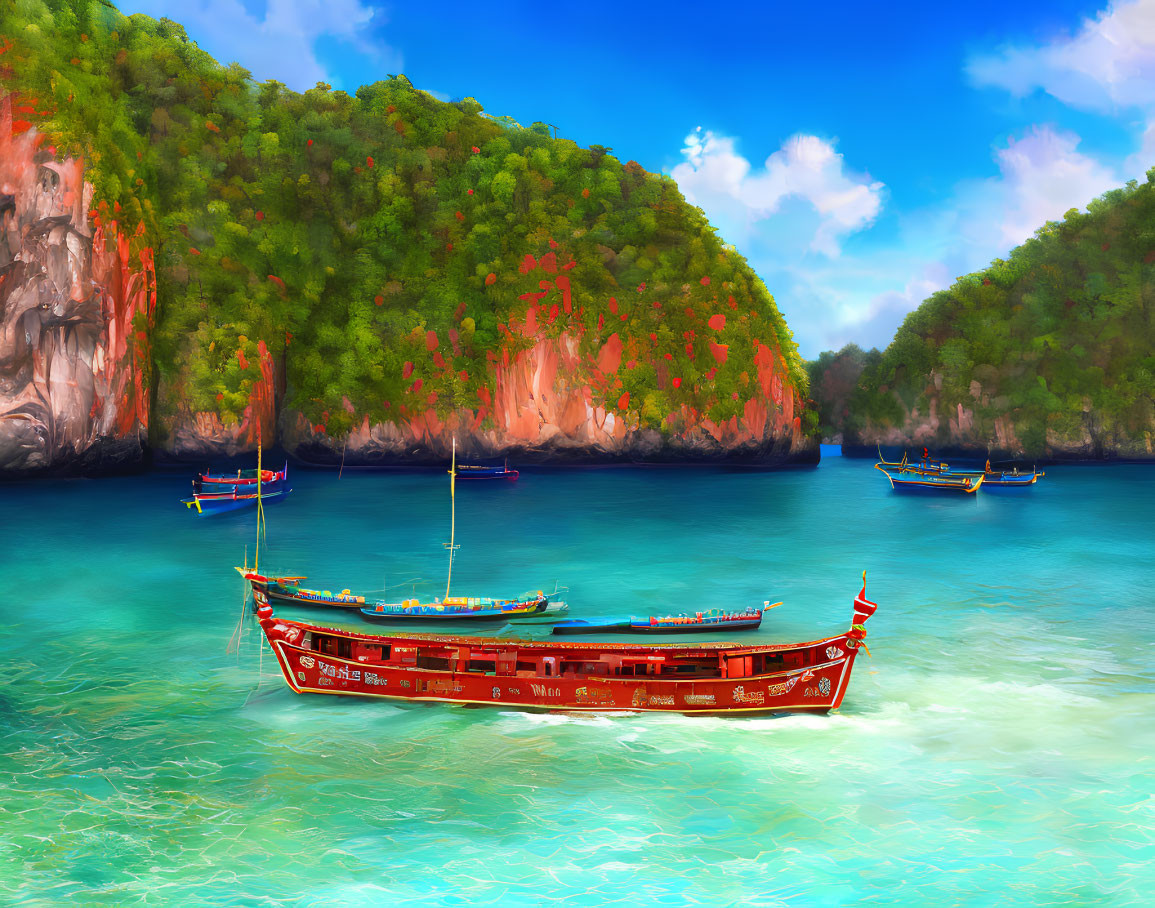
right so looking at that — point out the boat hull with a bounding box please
[359,607,541,622]
[184,486,291,515]
[456,467,519,480]
[553,617,763,635]
[256,612,867,715]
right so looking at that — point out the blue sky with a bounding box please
[122,0,1155,357]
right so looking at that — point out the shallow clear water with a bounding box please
[1,460,1153,905]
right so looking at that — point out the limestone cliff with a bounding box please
[282,310,810,465]
[0,95,154,473]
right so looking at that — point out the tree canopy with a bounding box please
[1,0,808,444]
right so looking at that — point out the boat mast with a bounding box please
[255,436,264,574]
[444,437,458,600]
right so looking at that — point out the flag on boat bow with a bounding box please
[853,572,878,626]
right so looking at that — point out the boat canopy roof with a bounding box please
[271,615,842,656]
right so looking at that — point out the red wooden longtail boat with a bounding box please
[254,577,879,715]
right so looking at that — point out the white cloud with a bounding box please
[671,129,884,257]
[684,124,1121,358]
[988,125,1120,247]
[122,0,399,92]
[968,0,1155,112]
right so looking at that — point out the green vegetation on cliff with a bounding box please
[2,0,807,442]
[809,177,1155,455]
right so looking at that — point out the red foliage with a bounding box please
[637,282,647,292]
[455,210,464,221]
[205,121,220,133]
[520,253,538,273]
[459,370,469,381]
[709,341,728,365]
[582,188,590,198]
[561,259,576,271]
[650,333,657,344]
[673,377,682,388]
[618,392,630,410]
[597,313,605,330]
[412,379,423,392]
[402,361,414,379]
[455,302,467,320]
[237,349,249,370]
[467,189,474,195]
[367,156,375,168]
[556,275,572,313]
[216,393,224,401]
[700,276,711,286]
[255,210,265,221]
[426,329,439,351]
[433,351,447,369]
[387,105,396,113]
[540,251,557,273]
[267,274,286,296]
[664,352,673,360]
[484,272,496,286]
[732,391,740,400]
[307,139,313,146]
[446,242,453,250]
[189,247,201,256]
[471,146,480,153]
[549,238,558,249]
[608,297,618,314]
[708,314,726,331]
[374,294,384,305]
[519,291,548,303]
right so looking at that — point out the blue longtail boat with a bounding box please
[875,461,984,495]
[552,604,773,635]
[237,439,551,622]
[455,460,519,480]
[184,456,290,515]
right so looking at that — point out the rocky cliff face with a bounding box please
[0,95,154,474]
[280,315,810,465]
[846,370,1154,461]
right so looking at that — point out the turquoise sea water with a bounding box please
[2,459,1153,905]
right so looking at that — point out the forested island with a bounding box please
[0,0,812,473]
[809,176,1155,460]
[3,0,1153,474]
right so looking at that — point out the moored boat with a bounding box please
[980,468,1044,487]
[456,461,519,480]
[875,462,983,495]
[358,592,548,622]
[553,607,765,635]
[194,463,288,495]
[184,484,292,515]
[241,572,549,621]
[253,577,879,715]
[241,573,364,608]
[971,461,1045,489]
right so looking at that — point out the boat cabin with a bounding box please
[299,629,820,681]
